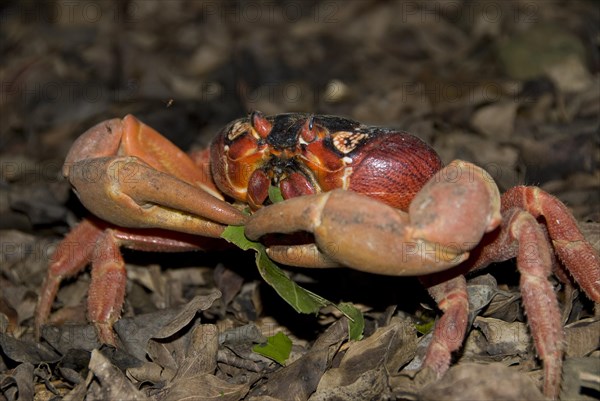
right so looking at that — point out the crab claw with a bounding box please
[245,161,501,276]
[62,115,247,237]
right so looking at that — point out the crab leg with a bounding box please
[35,219,103,340]
[460,187,600,399]
[37,115,249,344]
[508,209,563,399]
[502,186,600,302]
[87,228,126,345]
[36,218,225,344]
[419,273,469,374]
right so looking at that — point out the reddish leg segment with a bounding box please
[503,186,600,302]
[35,219,103,339]
[419,274,469,374]
[417,185,599,399]
[508,209,563,399]
[87,230,126,345]
[36,219,218,344]
[462,204,577,399]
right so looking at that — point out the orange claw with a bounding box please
[36,115,249,344]
[245,160,502,276]
[62,115,247,236]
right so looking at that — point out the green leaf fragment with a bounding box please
[268,185,284,203]
[414,319,435,335]
[252,331,292,365]
[222,225,329,313]
[221,225,364,338]
[221,224,259,252]
[337,302,364,341]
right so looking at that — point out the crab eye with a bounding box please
[331,131,368,154]
[300,116,319,143]
[227,121,251,141]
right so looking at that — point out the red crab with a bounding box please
[35,112,599,399]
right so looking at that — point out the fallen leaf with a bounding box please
[175,324,219,379]
[88,349,148,401]
[419,362,545,401]
[0,333,61,364]
[155,373,249,401]
[315,317,416,394]
[221,225,364,339]
[560,357,600,401]
[0,362,34,401]
[154,290,222,340]
[253,331,292,365]
[115,290,221,360]
[565,318,600,358]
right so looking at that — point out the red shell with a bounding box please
[210,113,442,211]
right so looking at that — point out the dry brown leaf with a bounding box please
[250,347,330,401]
[565,318,600,358]
[154,291,222,340]
[468,316,531,358]
[331,317,414,385]
[155,373,249,401]
[149,324,248,401]
[312,318,416,400]
[175,324,219,379]
[0,332,61,364]
[560,357,600,401]
[0,362,34,401]
[115,290,221,360]
[419,363,545,401]
[88,349,148,401]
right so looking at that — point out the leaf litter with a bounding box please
[1,1,599,400]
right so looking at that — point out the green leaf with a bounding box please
[221,225,364,338]
[252,331,292,365]
[268,186,284,203]
[222,225,329,313]
[221,224,260,252]
[414,318,436,335]
[337,302,364,341]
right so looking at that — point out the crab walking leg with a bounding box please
[462,207,564,399]
[36,220,221,343]
[502,186,600,302]
[83,227,213,344]
[35,219,103,339]
[509,210,564,399]
[87,229,126,345]
[419,274,469,374]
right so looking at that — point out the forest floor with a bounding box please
[1,1,599,400]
